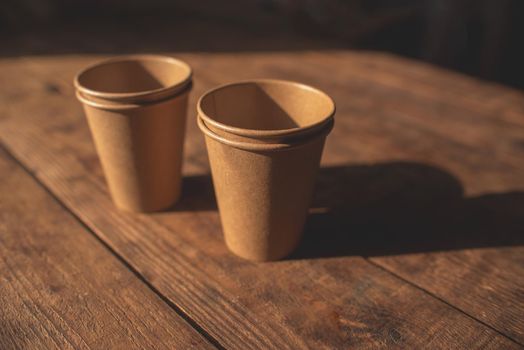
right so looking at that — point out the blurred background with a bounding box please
[1,0,523,89]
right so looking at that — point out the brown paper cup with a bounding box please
[197,80,335,261]
[74,55,192,212]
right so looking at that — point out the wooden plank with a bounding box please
[0,55,520,349]
[0,147,215,349]
[296,52,524,343]
[0,148,213,349]
[309,51,524,128]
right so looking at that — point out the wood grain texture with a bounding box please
[0,147,214,349]
[0,53,522,348]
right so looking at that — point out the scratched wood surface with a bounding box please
[0,52,523,349]
[0,147,214,349]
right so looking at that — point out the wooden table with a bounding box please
[1,52,523,349]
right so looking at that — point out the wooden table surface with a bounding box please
[1,51,523,349]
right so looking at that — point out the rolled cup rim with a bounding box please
[197,115,334,152]
[76,82,192,111]
[74,54,192,103]
[197,79,336,140]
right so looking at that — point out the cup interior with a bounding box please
[76,56,191,95]
[199,81,334,131]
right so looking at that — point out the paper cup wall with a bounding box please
[198,80,335,261]
[74,55,192,212]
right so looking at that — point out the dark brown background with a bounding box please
[2,0,523,89]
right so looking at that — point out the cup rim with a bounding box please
[74,54,192,102]
[197,79,336,139]
[75,83,192,111]
[198,115,334,151]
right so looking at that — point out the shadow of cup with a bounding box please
[292,162,524,259]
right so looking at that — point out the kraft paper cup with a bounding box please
[197,80,335,261]
[74,55,192,212]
